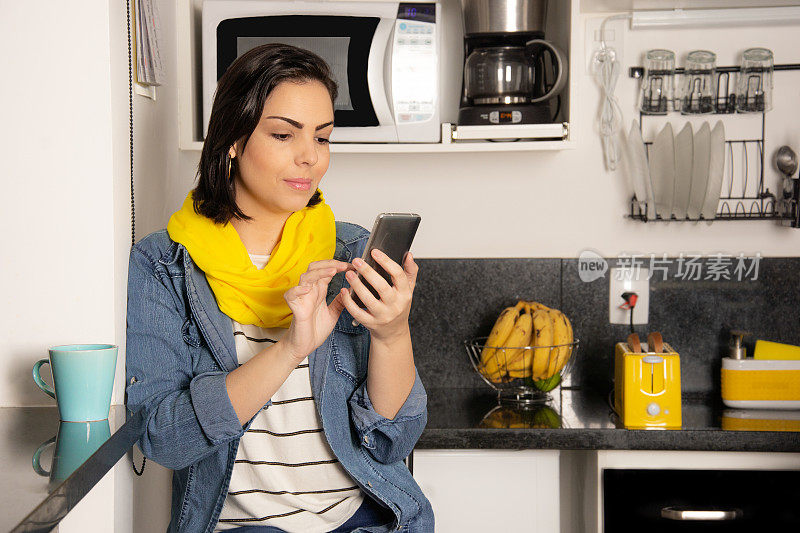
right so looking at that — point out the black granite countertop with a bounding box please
[416,387,800,452]
[1,405,145,533]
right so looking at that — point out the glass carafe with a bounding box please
[464,40,566,106]
[465,46,529,104]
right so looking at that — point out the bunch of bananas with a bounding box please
[478,300,574,387]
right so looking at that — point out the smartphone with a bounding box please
[350,213,421,310]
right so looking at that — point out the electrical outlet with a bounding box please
[584,16,626,75]
[609,267,649,325]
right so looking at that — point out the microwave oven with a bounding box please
[202,0,442,143]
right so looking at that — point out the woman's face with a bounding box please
[230,80,334,218]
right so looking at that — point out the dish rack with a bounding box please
[626,63,800,226]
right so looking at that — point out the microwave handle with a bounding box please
[365,17,396,125]
[382,21,395,120]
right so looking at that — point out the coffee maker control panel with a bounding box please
[489,111,523,124]
[392,3,438,128]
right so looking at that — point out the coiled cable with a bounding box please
[593,14,632,171]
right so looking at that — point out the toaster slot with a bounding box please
[642,355,666,394]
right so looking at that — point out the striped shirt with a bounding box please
[215,253,364,532]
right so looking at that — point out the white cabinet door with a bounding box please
[413,449,560,533]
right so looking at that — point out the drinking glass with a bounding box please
[681,50,717,115]
[736,47,773,113]
[639,49,676,114]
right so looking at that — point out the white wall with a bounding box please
[0,1,117,407]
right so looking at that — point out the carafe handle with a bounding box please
[525,39,567,104]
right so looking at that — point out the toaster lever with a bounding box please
[627,333,642,353]
[647,332,664,353]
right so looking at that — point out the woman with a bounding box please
[125,44,434,533]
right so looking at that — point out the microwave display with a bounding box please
[399,3,435,23]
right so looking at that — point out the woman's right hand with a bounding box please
[280,259,353,362]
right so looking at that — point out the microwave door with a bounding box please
[206,13,398,142]
[331,16,398,143]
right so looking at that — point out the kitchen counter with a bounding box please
[417,387,800,452]
[0,405,145,533]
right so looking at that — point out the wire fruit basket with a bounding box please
[465,336,579,404]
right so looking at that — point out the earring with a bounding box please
[228,156,233,181]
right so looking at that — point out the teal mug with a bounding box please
[32,420,111,488]
[33,344,118,422]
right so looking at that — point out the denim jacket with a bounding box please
[125,221,434,533]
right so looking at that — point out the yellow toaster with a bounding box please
[614,333,682,429]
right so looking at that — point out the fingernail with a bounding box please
[346,271,355,279]
[353,258,364,266]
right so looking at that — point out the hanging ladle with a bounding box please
[775,145,798,200]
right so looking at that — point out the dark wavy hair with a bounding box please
[193,44,338,224]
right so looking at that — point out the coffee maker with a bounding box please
[457,0,567,126]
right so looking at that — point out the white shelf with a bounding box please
[581,0,800,13]
[332,139,576,152]
[177,0,580,153]
[181,122,574,152]
[180,139,575,152]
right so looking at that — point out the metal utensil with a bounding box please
[776,145,798,199]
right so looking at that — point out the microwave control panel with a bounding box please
[392,3,438,125]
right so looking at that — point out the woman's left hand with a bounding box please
[340,249,418,342]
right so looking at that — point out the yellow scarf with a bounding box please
[167,189,336,328]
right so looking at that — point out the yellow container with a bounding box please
[614,341,682,429]
[721,358,800,409]
[753,339,800,360]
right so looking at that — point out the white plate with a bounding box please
[687,122,711,220]
[649,123,675,219]
[673,122,693,219]
[701,121,726,220]
[628,121,656,220]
